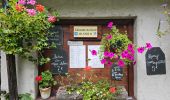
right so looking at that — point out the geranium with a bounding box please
[118,60,125,67]
[106,34,112,40]
[146,43,152,49]
[35,75,42,82]
[107,61,113,67]
[109,87,116,93]
[26,9,36,16]
[127,43,133,50]
[18,0,26,5]
[48,16,57,23]
[27,0,36,5]
[15,4,24,12]
[137,47,145,53]
[101,58,106,64]
[36,4,44,12]
[107,22,113,29]
[104,51,110,57]
[84,66,91,71]
[91,50,97,56]
[108,52,114,58]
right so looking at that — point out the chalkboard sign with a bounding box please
[145,47,166,75]
[50,49,68,75]
[48,25,64,47]
[111,64,123,81]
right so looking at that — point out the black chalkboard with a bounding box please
[50,49,68,75]
[111,64,123,81]
[48,25,64,47]
[145,47,166,75]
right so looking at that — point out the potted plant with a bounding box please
[35,70,57,99]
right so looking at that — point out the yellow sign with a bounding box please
[74,26,98,38]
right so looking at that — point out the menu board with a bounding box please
[50,49,68,75]
[111,64,123,81]
[69,45,86,68]
[48,25,63,47]
[145,47,166,75]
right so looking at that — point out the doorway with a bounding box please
[41,19,135,97]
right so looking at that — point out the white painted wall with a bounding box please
[1,0,170,100]
[1,52,38,99]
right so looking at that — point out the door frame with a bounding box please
[47,18,135,97]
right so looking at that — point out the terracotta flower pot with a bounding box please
[39,87,51,99]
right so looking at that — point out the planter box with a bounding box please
[56,86,128,100]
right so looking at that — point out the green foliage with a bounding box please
[0,0,59,65]
[66,79,122,100]
[5,93,33,100]
[39,70,57,88]
[100,26,131,54]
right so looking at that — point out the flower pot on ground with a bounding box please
[36,70,57,99]
[39,87,51,99]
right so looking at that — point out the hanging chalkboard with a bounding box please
[50,49,68,75]
[48,25,64,47]
[111,64,123,81]
[145,47,166,75]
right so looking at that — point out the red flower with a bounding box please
[35,75,42,82]
[15,4,24,12]
[48,16,57,23]
[84,66,91,71]
[36,4,44,12]
[109,87,116,93]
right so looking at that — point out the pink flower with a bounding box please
[129,49,135,54]
[101,58,106,64]
[109,52,114,58]
[137,47,145,53]
[27,0,36,5]
[18,0,26,5]
[107,22,113,29]
[133,61,136,65]
[48,16,57,23]
[26,9,36,16]
[121,50,128,58]
[127,43,133,50]
[126,54,134,61]
[118,60,125,67]
[91,50,97,56]
[104,51,110,57]
[146,43,152,50]
[106,34,112,40]
[107,61,113,67]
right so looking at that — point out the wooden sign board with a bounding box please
[73,26,97,38]
[111,64,123,81]
[48,25,64,47]
[145,47,166,75]
[50,49,68,75]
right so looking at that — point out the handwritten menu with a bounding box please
[111,64,123,81]
[48,25,63,47]
[69,45,86,68]
[145,47,166,75]
[88,45,104,68]
[50,49,68,75]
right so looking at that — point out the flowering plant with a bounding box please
[95,22,152,67]
[35,70,57,88]
[0,0,59,65]
[65,66,123,100]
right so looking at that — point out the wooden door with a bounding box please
[41,19,134,97]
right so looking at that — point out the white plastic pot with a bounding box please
[39,87,51,99]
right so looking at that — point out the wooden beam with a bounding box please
[6,54,18,100]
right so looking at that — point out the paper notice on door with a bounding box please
[88,45,104,68]
[69,45,86,68]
